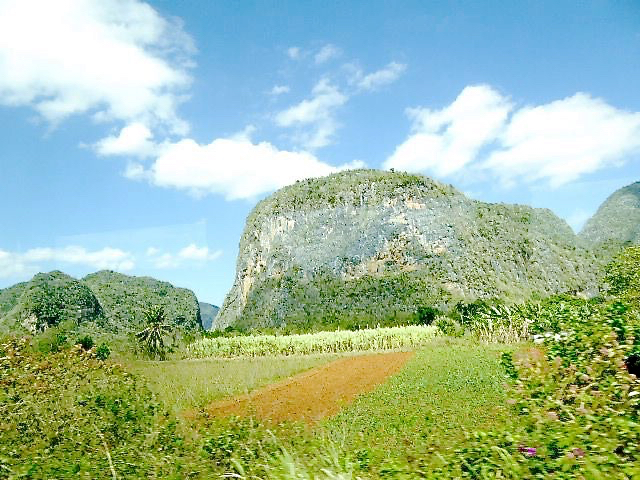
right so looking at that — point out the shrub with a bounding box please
[415,305,440,325]
[76,335,94,351]
[95,342,111,360]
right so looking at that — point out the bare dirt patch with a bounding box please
[205,351,414,424]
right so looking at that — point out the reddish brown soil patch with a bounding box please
[206,351,413,424]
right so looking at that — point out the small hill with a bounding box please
[0,270,202,340]
[83,270,202,332]
[579,181,640,255]
[199,302,219,330]
[216,169,598,331]
[0,271,103,333]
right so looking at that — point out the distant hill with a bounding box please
[199,302,220,330]
[0,270,202,338]
[580,181,640,256]
[0,271,103,333]
[216,169,598,331]
[83,270,202,332]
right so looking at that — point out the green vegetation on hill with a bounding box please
[83,270,202,332]
[0,271,103,334]
[580,181,640,258]
[0,270,203,356]
[2,246,639,478]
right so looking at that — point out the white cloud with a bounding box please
[0,0,193,133]
[269,85,290,96]
[147,244,222,269]
[0,249,34,278]
[178,244,222,261]
[275,79,347,149]
[0,246,134,278]
[133,135,363,200]
[484,93,640,187]
[94,122,157,158]
[566,209,592,233]
[385,85,513,176]
[287,46,302,60]
[352,62,407,91]
[386,86,640,187]
[314,44,340,64]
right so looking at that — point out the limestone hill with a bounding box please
[216,169,598,331]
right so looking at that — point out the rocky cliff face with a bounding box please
[580,182,640,253]
[199,302,219,330]
[216,170,598,330]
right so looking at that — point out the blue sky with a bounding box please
[0,0,639,305]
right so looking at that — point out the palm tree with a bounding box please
[136,305,172,360]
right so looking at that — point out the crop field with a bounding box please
[186,324,438,357]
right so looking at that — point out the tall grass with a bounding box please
[186,324,437,358]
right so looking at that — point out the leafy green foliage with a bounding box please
[136,305,173,360]
[237,269,450,331]
[605,245,640,298]
[433,248,640,478]
[95,342,111,360]
[76,334,94,351]
[0,338,161,478]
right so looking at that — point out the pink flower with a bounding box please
[519,445,537,457]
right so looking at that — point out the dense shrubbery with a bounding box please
[0,338,161,477]
[430,247,640,478]
[236,269,450,332]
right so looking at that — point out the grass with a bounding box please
[129,353,349,413]
[317,338,516,475]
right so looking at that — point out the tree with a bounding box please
[136,305,172,360]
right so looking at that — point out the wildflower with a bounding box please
[546,411,559,421]
[519,445,537,457]
[506,398,517,405]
